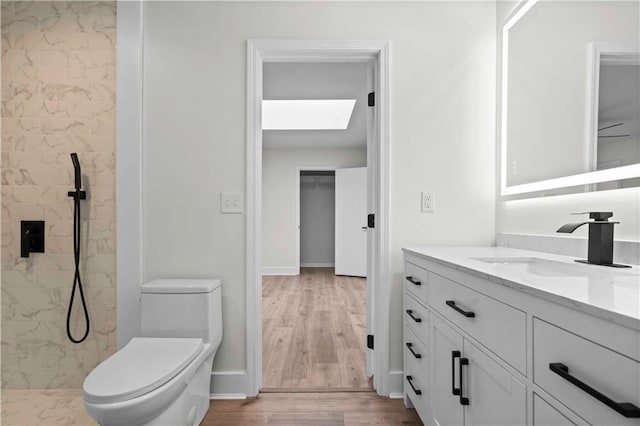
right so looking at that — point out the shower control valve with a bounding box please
[21,221,45,258]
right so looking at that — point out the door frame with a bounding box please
[295,166,337,274]
[246,39,390,397]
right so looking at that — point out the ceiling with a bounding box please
[262,62,370,149]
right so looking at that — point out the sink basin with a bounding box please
[474,257,542,265]
[471,256,613,277]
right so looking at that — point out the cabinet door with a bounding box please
[430,313,464,426]
[463,340,526,426]
[533,394,578,426]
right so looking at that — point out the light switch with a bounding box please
[220,192,243,214]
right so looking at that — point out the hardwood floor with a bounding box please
[262,268,370,390]
[202,392,422,426]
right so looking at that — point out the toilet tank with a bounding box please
[140,279,222,346]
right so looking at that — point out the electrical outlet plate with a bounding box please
[421,191,434,213]
[220,192,243,214]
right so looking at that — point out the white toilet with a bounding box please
[83,279,223,426]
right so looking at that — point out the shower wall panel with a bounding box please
[1,1,117,388]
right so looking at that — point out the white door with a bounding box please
[335,167,367,277]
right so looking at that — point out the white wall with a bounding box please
[496,2,640,243]
[142,1,497,377]
[300,174,335,267]
[263,148,366,272]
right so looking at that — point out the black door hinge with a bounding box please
[367,214,375,229]
[368,92,375,107]
[367,334,374,350]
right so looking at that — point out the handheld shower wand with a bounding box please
[71,153,82,191]
[67,153,90,343]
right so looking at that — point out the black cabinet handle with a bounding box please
[406,276,421,286]
[446,300,475,318]
[405,309,422,323]
[406,375,422,395]
[406,342,422,359]
[451,350,460,396]
[459,357,469,405]
[549,363,640,418]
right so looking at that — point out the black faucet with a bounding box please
[557,212,630,268]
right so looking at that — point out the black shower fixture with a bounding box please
[67,153,90,343]
[20,220,45,258]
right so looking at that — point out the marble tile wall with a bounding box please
[1,1,116,389]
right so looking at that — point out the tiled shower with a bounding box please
[1,1,117,389]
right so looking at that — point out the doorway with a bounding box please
[246,40,390,397]
[261,61,370,391]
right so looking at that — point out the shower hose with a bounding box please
[67,191,90,343]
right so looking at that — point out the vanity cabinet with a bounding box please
[403,247,640,426]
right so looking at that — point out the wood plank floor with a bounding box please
[202,392,422,426]
[262,268,370,390]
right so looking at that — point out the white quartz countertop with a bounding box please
[402,246,640,329]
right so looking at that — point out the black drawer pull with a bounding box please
[446,300,475,318]
[549,363,640,418]
[406,276,421,286]
[406,375,422,395]
[451,350,460,396]
[459,357,469,406]
[405,309,422,323]
[406,342,422,359]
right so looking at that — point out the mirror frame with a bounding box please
[500,0,640,197]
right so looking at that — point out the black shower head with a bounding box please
[70,153,81,190]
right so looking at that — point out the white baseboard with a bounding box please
[388,370,404,398]
[300,263,335,267]
[262,266,297,276]
[209,371,247,399]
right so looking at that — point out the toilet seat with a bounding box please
[83,337,203,404]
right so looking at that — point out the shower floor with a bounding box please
[1,389,95,425]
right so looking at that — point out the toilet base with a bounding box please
[144,353,213,426]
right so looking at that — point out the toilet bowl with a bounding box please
[83,279,222,426]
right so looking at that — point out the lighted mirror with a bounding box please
[501,0,640,196]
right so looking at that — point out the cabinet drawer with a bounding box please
[405,293,428,344]
[405,262,428,302]
[405,326,429,382]
[404,328,429,422]
[428,272,526,374]
[534,319,640,426]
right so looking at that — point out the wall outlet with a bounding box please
[421,191,434,213]
[220,192,243,214]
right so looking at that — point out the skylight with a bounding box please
[262,99,356,130]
